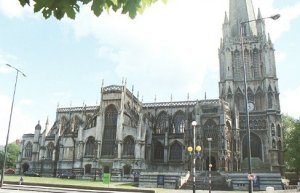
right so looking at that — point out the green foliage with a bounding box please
[282,114,300,174]
[18,0,163,20]
[0,143,20,169]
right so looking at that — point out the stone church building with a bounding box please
[16,0,283,187]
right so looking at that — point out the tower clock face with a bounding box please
[247,102,254,111]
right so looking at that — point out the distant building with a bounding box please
[17,0,283,185]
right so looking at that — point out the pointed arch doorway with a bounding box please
[206,156,217,171]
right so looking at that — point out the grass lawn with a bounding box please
[3,175,138,189]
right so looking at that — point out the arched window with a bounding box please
[169,142,182,161]
[271,123,275,137]
[247,88,254,104]
[85,136,96,156]
[153,141,164,161]
[102,105,118,156]
[244,49,251,78]
[255,87,263,111]
[233,50,241,80]
[156,111,168,134]
[47,142,54,159]
[24,142,32,158]
[277,124,281,138]
[268,86,273,109]
[173,111,185,133]
[123,136,135,157]
[235,88,244,112]
[203,119,218,148]
[252,48,260,78]
[242,133,262,160]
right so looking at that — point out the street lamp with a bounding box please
[94,159,97,181]
[0,64,26,188]
[187,121,201,193]
[41,156,45,177]
[207,138,212,193]
[240,14,280,193]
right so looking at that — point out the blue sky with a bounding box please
[0,0,300,145]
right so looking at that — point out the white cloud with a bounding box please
[0,94,35,144]
[0,0,30,18]
[252,0,300,41]
[281,87,300,119]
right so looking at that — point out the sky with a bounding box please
[0,0,300,145]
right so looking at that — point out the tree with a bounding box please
[18,0,166,20]
[0,143,20,169]
[282,114,300,175]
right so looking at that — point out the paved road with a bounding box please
[0,184,298,193]
[0,184,147,193]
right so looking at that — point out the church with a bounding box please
[16,0,283,189]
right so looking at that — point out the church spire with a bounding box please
[229,0,257,37]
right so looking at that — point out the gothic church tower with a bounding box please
[219,0,283,172]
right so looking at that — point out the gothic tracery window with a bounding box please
[203,119,218,148]
[123,136,135,157]
[156,111,168,134]
[169,141,182,161]
[85,136,96,156]
[24,142,33,158]
[173,111,185,133]
[233,50,241,80]
[153,141,164,161]
[101,105,118,156]
[252,48,260,78]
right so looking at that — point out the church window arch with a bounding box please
[85,136,96,156]
[153,141,164,161]
[271,123,275,137]
[235,88,244,112]
[233,50,241,80]
[242,133,262,160]
[123,136,135,157]
[101,105,118,156]
[24,142,33,158]
[247,87,254,103]
[244,49,251,78]
[252,48,260,78]
[268,85,273,109]
[277,124,281,138]
[156,111,168,134]
[255,87,264,111]
[203,119,218,148]
[169,141,182,161]
[172,111,185,133]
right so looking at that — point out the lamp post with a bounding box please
[0,64,26,188]
[94,159,97,181]
[187,121,201,193]
[207,138,212,193]
[41,156,45,177]
[240,14,280,193]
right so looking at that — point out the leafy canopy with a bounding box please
[0,143,20,169]
[282,114,300,174]
[18,0,166,20]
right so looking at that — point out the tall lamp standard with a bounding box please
[187,121,201,193]
[0,64,26,188]
[240,14,280,193]
[207,138,212,193]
